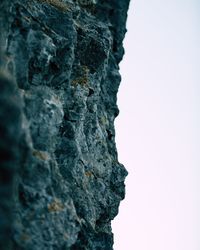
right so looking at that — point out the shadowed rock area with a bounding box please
[0,0,130,249]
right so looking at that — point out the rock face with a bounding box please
[0,0,130,249]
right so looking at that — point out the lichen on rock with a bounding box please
[0,0,130,249]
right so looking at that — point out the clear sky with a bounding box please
[112,0,200,250]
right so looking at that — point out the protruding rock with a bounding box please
[0,0,130,249]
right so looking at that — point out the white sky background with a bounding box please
[112,0,200,250]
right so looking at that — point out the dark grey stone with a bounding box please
[0,0,130,249]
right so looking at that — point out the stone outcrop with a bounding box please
[0,0,130,249]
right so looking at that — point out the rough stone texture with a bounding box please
[0,0,130,249]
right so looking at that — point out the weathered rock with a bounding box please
[0,0,130,249]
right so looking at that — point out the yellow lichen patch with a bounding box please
[37,0,71,12]
[47,198,65,212]
[72,76,88,86]
[85,171,94,178]
[32,150,50,161]
[20,233,30,242]
[72,65,89,86]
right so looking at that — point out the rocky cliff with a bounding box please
[0,0,130,249]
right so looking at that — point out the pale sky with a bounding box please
[112,0,200,250]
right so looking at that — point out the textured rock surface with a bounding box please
[0,0,130,249]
